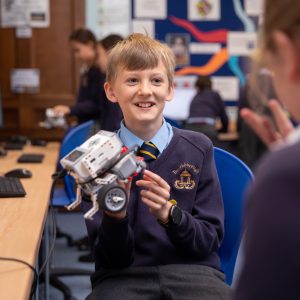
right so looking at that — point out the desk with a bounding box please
[0,142,59,300]
[218,131,239,142]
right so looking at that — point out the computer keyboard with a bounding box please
[0,176,26,197]
[4,142,24,150]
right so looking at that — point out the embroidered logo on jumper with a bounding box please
[172,163,199,190]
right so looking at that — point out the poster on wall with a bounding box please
[10,69,40,93]
[86,0,131,39]
[132,20,155,38]
[0,0,49,28]
[245,0,264,17]
[188,0,220,21]
[134,0,167,19]
[166,33,190,66]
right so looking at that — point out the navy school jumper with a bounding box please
[82,127,224,284]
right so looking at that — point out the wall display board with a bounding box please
[131,0,261,120]
[88,0,262,120]
[0,0,49,27]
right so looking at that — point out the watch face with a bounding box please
[170,205,182,225]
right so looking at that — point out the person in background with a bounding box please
[233,0,300,299]
[52,28,103,125]
[237,69,277,168]
[83,33,231,300]
[77,34,124,263]
[184,75,228,145]
[96,34,124,131]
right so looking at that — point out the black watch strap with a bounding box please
[158,204,182,227]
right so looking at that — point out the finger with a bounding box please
[261,116,279,144]
[136,179,170,199]
[140,188,169,204]
[241,108,276,146]
[142,170,170,191]
[141,197,164,211]
[142,174,156,184]
[268,100,294,138]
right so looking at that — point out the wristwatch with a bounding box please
[158,204,183,227]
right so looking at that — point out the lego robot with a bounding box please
[60,130,146,219]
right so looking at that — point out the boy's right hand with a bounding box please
[240,99,294,148]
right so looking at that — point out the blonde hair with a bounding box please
[106,33,176,87]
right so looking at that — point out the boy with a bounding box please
[84,33,231,300]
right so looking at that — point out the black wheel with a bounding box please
[97,184,128,212]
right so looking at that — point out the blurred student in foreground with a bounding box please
[233,0,300,299]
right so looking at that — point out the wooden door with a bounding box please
[0,0,85,141]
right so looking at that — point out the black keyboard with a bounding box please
[0,176,26,198]
[4,142,24,150]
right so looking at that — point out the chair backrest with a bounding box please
[214,147,253,285]
[59,120,95,200]
[164,117,181,128]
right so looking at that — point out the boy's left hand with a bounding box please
[136,169,172,221]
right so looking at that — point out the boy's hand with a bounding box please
[240,99,294,148]
[104,178,132,220]
[136,169,172,221]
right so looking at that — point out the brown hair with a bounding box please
[106,33,176,87]
[262,0,300,54]
[99,34,123,51]
[69,28,97,46]
[194,75,212,90]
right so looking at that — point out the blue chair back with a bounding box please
[164,117,181,128]
[54,120,95,205]
[214,147,253,285]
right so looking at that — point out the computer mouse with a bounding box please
[4,168,32,179]
[31,139,47,146]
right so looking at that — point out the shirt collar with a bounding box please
[118,119,173,154]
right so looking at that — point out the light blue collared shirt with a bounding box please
[117,119,173,156]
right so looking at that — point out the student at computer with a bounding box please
[184,75,228,145]
[83,33,231,300]
[52,28,103,125]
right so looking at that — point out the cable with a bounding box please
[0,256,38,299]
[30,172,62,298]
[0,256,37,275]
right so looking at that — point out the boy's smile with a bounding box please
[105,61,174,139]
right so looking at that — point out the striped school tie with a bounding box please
[137,142,159,162]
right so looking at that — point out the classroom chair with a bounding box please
[214,147,254,285]
[49,120,95,299]
[164,116,182,128]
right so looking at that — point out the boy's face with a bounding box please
[105,61,174,133]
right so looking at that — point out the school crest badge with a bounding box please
[172,163,199,190]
